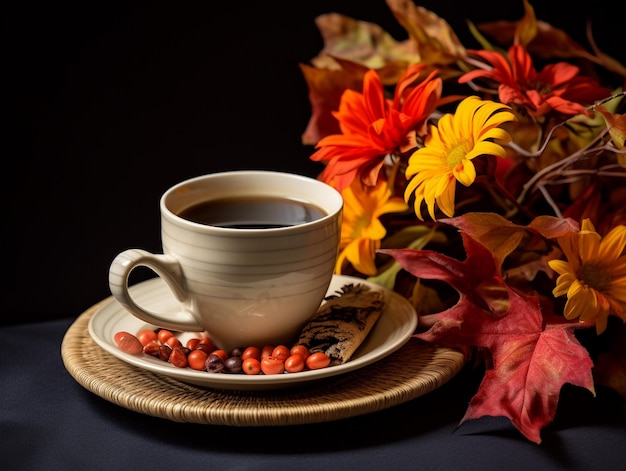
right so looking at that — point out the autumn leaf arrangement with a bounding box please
[299,0,625,443]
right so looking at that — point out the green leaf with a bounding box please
[369,226,447,290]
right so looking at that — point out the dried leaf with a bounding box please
[299,62,366,145]
[461,317,595,444]
[312,13,420,71]
[477,18,626,77]
[380,231,595,443]
[596,104,626,150]
[438,213,578,268]
[385,0,466,64]
[513,0,538,48]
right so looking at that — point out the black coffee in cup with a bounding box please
[178,196,327,229]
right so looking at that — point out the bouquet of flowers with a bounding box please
[299,0,625,443]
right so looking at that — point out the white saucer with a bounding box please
[88,275,417,390]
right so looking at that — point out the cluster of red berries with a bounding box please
[113,328,331,375]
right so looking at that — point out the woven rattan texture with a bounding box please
[62,304,465,426]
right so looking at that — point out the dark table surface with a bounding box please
[3,316,625,471]
[4,2,625,469]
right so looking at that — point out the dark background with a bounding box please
[5,1,625,325]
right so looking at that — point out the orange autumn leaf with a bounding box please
[299,61,367,145]
[438,213,579,267]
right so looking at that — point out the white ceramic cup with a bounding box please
[108,170,343,352]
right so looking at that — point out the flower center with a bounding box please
[525,79,552,95]
[446,142,469,168]
[577,263,611,292]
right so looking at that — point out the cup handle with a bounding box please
[108,248,203,332]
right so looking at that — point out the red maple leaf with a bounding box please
[379,224,595,443]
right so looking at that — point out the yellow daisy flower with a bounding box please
[404,96,515,220]
[336,177,408,276]
[548,219,626,334]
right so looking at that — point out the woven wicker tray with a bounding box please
[62,303,465,426]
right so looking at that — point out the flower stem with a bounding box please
[517,127,609,205]
[485,176,536,222]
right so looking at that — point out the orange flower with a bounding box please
[459,44,611,118]
[310,64,442,192]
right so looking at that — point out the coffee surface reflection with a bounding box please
[178,196,327,229]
